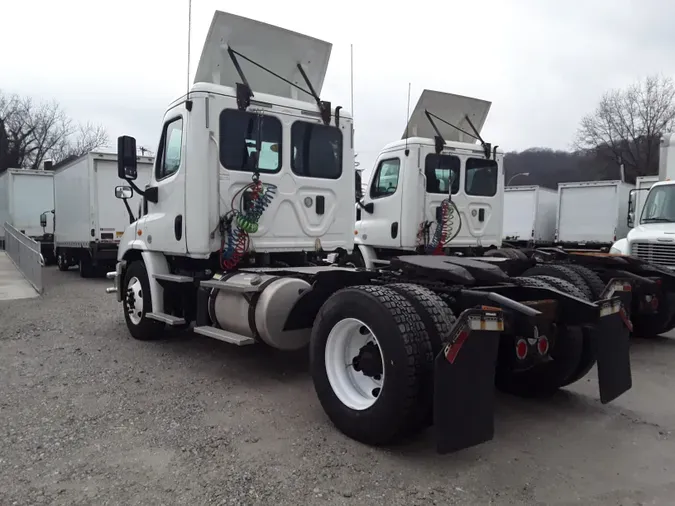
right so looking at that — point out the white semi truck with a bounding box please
[612,133,675,263]
[106,10,633,454]
[53,151,153,277]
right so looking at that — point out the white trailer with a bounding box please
[53,151,153,277]
[0,169,55,261]
[555,180,634,248]
[503,185,557,246]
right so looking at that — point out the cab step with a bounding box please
[153,273,194,283]
[193,326,255,346]
[147,312,186,326]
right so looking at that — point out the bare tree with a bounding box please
[0,91,109,172]
[575,75,675,179]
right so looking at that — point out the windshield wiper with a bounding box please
[642,217,675,223]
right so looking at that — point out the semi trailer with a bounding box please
[0,168,56,263]
[53,151,153,277]
[106,10,633,454]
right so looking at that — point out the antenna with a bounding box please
[185,0,193,110]
[404,83,411,156]
[350,44,354,117]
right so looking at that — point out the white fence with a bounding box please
[2,222,44,294]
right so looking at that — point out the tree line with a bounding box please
[0,91,108,172]
[505,74,675,188]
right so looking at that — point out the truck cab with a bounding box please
[115,11,354,265]
[611,132,675,268]
[354,90,503,267]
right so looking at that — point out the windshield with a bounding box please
[641,185,675,223]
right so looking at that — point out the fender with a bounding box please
[140,251,171,314]
[610,238,629,255]
[356,244,378,269]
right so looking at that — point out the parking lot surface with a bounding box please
[1,267,675,505]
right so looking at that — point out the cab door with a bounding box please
[357,155,404,248]
[137,108,187,254]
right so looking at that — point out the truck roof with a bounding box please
[193,10,331,105]
[380,136,501,156]
[175,82,352,120]
[51,151,155,174]
[403,89,491,143]
[0,168,54,177]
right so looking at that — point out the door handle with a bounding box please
[174,215,183,241]
[316,195,325,215]
[478,208,485,222]
[391,222,399,239]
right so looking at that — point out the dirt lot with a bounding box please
[2,267,675,505]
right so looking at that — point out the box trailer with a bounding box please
[0,169,55,262]
[555,180,634,247]
[53,151,153,277]
[503,185,557,246]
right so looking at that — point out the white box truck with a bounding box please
[555,180,634,248]
[503,185,557,246]
[53,151,153,277]
[0,168,56,263]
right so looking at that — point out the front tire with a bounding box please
[122,261,165,341]
[310,285,431,446]
[57,251,69,271]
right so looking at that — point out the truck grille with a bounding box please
[631,241,675,267]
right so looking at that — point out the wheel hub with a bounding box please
[352,341,383,379]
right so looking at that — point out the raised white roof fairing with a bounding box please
[403,89,492,143]
[194,11,332,104]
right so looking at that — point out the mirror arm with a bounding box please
[122,199,136,224]
[127,180,145,197]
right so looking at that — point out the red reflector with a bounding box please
[515,339,528,360]
[651,297,659,310]
[537,336,549,356]
[445,330,470,364]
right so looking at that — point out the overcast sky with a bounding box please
[3,0,675,170]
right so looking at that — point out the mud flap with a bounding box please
[593,297,632,404]
[434,308,503,454]
[593,281,633,404]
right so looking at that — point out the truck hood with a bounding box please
[194,10,332,103]
[402,89,491,143]
[628,223,675,242]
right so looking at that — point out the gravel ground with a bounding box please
[2,267,675,505]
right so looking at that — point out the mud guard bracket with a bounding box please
[434,307,503,454]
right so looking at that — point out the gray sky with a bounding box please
[3,0,675,171]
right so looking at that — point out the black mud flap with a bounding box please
[593,281,633,404]
[434,307,503,454]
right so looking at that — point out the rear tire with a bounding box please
[122,261,165,341]
[310,285,431,445]
[386,283,456,428]
[563,264,606,300]
[522,264,593,300]
[79,252,95,278]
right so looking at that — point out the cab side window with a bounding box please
[370,158,401,199]
[156,117,183,180]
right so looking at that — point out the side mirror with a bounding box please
[628,189,636,228]
[115,185,134,200]
[117,135,138,181]
[363,202,374,214]
[40,213,47,228]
